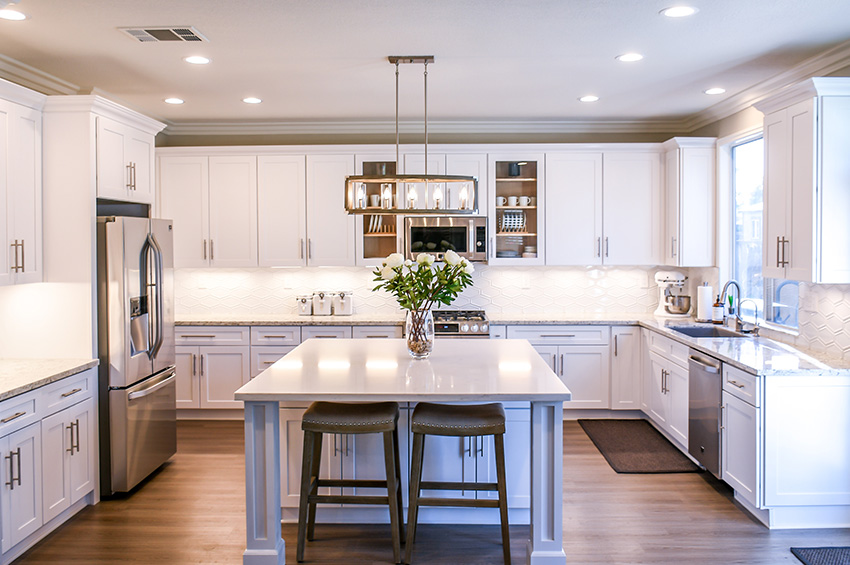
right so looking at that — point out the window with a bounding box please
[731,136,798,328]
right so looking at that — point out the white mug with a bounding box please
[519,196,531,206]
[496,196,507,206]
[369,194,380,207]
[507,196,519,207]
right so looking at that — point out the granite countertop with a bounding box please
[0,358,99,402]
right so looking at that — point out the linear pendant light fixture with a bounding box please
[344,56,478,215]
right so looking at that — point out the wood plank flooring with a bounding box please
[15,420,850,564]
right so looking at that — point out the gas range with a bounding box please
[432,310,490,338]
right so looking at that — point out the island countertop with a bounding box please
[235,338,571,402]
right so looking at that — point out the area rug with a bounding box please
[577,419,700,474]
[791,547,850,565]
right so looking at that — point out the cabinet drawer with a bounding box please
[0,390,39,437]
[507,325,609,345]
[647,331,689,368]
[302,326,352,340]
[351,326,402,339]
[251,346,298,378]
[176,326,250,346]
[251,326,301,346]
[723,364,760,407]
[41,369,93,416]
[489,325,507,339]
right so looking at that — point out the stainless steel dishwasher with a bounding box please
[688,350,723,478]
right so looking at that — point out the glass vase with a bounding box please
[405,309,434,359]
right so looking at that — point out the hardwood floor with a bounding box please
[15,420,850,564]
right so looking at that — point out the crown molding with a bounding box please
[0,76,46,109]
[43,95,166,135]
[0,54,79,96]
[682,38,850,132]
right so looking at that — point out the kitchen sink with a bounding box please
[669,326,750,338]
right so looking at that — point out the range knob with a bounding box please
[471,323,480,333]
[481,323,489,333]
[460,323,470,333]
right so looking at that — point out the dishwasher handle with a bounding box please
[689,354,721,374]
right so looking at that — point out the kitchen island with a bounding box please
[235,338,571,565]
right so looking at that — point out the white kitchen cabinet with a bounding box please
[306,154,356,266]
[200,347,250,409]
[662,138,715,267]
[279,407,323,509]
[257,155,307,267]
[0,422,42,553]
[251,346,298,378]
[755,78,850,283]
[487,153,545,265]
[158,155,258,268]
[602,151,662,265]
[350,326,403,339]
[302,326,353,340]
[41,397,94,524]
[96,115,155,204]
[610,326,641,410]
[354,153,400,266]
[509,325,610,409]
[175,327,251,409]
[722,390,760,509]
[474,407,531,508]
[174,346,201,409]
[645,344,689,448]
[544,152,603,265]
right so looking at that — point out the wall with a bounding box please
[175,265,660,318]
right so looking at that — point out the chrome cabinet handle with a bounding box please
[126,163,133,189]
[477,435,483,457]
[262,335,292,339]
[200,355,205,377]
[559,354,564,377]
[181,334,217,339]
[727,380,745,389]
[365,335,389,338]
[60,388,82,398]
[490,238,494,259]
[671,236,677,258]
[719,405,725,432]
[780,237,789,267]
[19,240,24,272]
[192,354,197,376]
[74,419,80,453]
[210,239,215,261]
[605,237,609,258]
[540,334,575,338]
[308,239,313,260]
[0,411,26,424]
[300,238,305,260]
[203,239,207,260]
[66,423,75,453]
[5,448,20,489]
[614,335,618,357]
[596,237,601,258]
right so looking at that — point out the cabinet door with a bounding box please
[199,346,250,409]
[95,116,128,200]
[532,345,559,374]
[488,154,545,266]
[0,102,9,286]
[68,398,95,505]
[545,153,603,265]
[677,146,715,267]
[666,360,689,447]
[125,126,154,204]
[258,155,307,267]
[602,152,661,265]
[722,392,760,508]
[664,149,680,266]
[1,423,42,552]
[762,109,788,279]
[251,346,297,378]
[305,154,355,266]
[446,153,488,216]
[158,156,210,268]
[175,346,200,409]
[786,99,816,282]
[302,326,352,340]
[610,327,641,410]
[476,407,530,508]
[646,352,669,427]
[40,409,71,523]
[351,326,403,339]
[208,155,258,267]
[8,103,43,284]
[417,434,475,501]
[560,345,610,409]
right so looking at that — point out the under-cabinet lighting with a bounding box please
[660,6,698,18]
[616,53,644,62]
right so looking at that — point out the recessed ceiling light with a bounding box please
[579,95,599,103]
[616,53,644,63]
[242,97,262,104]
[660,6,698,18]
[164,98,184,105]
[704,87,726,95]
[0,8,26,20]
[184,55,210,65]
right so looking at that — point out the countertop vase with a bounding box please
[405,309,434,359]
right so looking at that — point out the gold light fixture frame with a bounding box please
[344,56,479,215]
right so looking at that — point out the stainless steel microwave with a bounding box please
[404,216,487,262]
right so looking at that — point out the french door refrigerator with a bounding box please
[96,216,177,495]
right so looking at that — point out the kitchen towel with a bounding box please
[696,284,713,322]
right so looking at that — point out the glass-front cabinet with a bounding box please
[487,153,545,265]
[354,156,401,266]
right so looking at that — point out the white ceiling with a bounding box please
[1,0,850,135]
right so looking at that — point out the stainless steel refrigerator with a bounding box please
[96,216,177,495]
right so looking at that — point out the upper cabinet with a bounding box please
[257,155,307,267]
[755,78,850,283]
[305,154,356,266]
[487,153,545,265]
[545,150,662,266]
[662,138,716,268]
[0,81,45,287]
[354,154,401,266]
[96,116,156,204]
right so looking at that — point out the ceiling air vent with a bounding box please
[120,26,208,43]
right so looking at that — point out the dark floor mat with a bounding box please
[577,419,700,473]
[791,547,850,565]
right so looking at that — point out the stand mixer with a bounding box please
[654,271,691,318]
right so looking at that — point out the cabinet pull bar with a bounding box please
[180,334,217,339]
[262,361,276,365]
[727,380,745,389]
[308,239,313,260]
[203,239,207,260]
[5,452,12,489]
[605,237,609,258]
[19,240,24,272]
[365,335,388,338]
[490,238,494,259]
[67,423,75,453]
[780,237,789,267]
[0,411,26,424]
[210,239,214,261]
[200,355,205,377]
[719,405,725,432]
[671,236,677,258]
[61,388,82,398]
[559,354,564,377]
[74,419,80,453]
[477,435,483,456]
[262,335,291,339]
[596,237,601,258]
[192,354,197,376]
[300,238,304,260]
[14,448,20,487]
[614,335,618,357]
[776,236,781,268]
[540,334,576,338]
[126,163,133,189]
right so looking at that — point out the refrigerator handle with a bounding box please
[146,233,165,359]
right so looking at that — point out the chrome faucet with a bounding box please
[720,280,741,328]
[738,298,760,336]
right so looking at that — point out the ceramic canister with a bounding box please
[312,291,333,316]
[333,291,353,316]
[296,296,312,316]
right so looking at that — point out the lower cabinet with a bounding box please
[610,326,641,409]
[644,331,689,448]
[0,423,42,553]
[176,345,250,409]
[721,391,760,508]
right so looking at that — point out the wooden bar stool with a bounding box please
[297,401,404,563]
[404,402,510,565]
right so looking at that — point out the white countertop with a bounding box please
[235,338,571,402]
[0,358,99,401]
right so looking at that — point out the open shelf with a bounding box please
[495,177,537,182]
[496,205,536,210]
[363,232,397,237]
[496,232,537,237]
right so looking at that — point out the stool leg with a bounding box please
[392,426,405,542]
[383,431,402,564]
[306,432,323,541]
[494,433,511,565]
[404,433,425,564]
[297,430,316,562]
